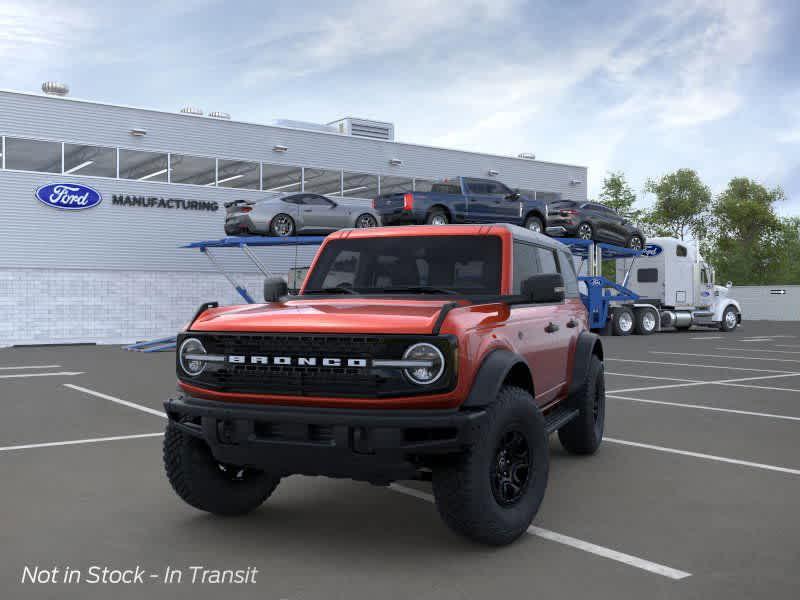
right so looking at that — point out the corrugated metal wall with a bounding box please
[730,286,800,321]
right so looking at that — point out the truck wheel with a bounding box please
[426,208,450,225]
[432,386,548,546]
[524,215,544,233]
[269,213,295,237]
[634,307,657,335]
[720,306,739,332]
[558,355,605,454]
[163,422,280,516]
[612,306,634,336]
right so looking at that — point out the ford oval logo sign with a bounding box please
[35,183,103,210]
[642,244,663,257]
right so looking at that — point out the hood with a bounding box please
[190,298,461,334]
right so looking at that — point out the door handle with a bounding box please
[567,319,578,328]
[545,322,559,333]
[304,209,312,213]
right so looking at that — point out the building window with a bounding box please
[304,167,342,196]
[119,149,169,182]
[262,163,302,192]
[379,176,413,195]
[4,137,61,173]
[63,143,117,177]
[170,154,216,186]
[341,171,379,199]
[217,159,260,189]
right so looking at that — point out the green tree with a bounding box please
[598,171,640,220]
[706,178,787,284]
[643,169,712,240]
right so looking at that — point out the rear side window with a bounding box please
[637,268,659,283]
[430,183,462,194]
[558,251,579,297]
[676,245,687,257]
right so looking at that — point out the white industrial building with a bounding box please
[0,84,588,346]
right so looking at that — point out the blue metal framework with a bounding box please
[126,236,327,352]
[555,238,642,330]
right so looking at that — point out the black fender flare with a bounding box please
[568,331,603,400]
[462,349,531,408]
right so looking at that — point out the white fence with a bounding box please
[733,285,800,321]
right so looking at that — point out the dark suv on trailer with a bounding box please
[546,200,645,249]
[163,224,605,546]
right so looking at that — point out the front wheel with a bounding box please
[355,213,378,228]
[269,213,295,237]
[163,423,280,516]
[524,215,544,234]
[432,386,549,546]
[720,306,739,332]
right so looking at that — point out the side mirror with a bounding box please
[506,191,521,201]
[521,273,565,303]
[264,277,288,302]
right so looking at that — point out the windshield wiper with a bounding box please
[303,287,358,295]
[372,286,459,295]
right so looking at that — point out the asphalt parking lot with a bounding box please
[2,321,799,600]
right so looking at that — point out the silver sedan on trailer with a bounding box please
[224,193,382,237]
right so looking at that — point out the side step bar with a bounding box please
[544,407,579,434]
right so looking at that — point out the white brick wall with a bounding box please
[0,268,269,346]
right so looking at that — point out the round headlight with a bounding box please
[403,343,445,385]
[179,337,207,376]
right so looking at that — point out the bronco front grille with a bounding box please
[178,333,456,399]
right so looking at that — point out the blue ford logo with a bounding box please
[35,183,103,210]
[642,244,663,257]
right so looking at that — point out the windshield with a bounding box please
[303,235,502,296]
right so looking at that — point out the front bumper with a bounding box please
[165,394,486,483]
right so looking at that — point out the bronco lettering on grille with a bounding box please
[227,356,368,368]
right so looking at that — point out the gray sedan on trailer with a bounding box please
[224,193,382,237]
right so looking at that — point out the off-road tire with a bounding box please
[269,213,295,237]
[163,422,280,516]
[426,208,450,225]
[524,215,544,234]
[612,306,634,336]
[559,355,605,454]
[432,386,549,546]
[720,306,738,332]
[634,307,657,335]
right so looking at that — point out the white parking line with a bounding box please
[605,438,800,477]
[608,394,800,422]
[688,336,723,340]
[64,384,167,419]
[606,358,796,374]
[775,344,800,349]
[606,372,696,383]
[0,371,84,379]
[0,364,61,370]
[652,351,800,363]
[717,347,800,355]
[0,432,163,453]
[389,484,691,580]
[608,372,800,394]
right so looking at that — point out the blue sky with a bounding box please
[3,0,799,215]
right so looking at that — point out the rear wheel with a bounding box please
[720,306,739,332]
[524,215,544,234]
[612,306,634,336]
[634,307,657,335]
[432,386,548,546]
[426,208,450,225]
[355,213,378,228]
[577,222,593,240]
[269,213,295,237]
[163,423,280,516]
[627,235,644,250]
[559,355,605,454]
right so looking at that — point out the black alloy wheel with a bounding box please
[628,235,644,250]
[490,429,532,506]
[355,213,378,228]
[577,223,593,240]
